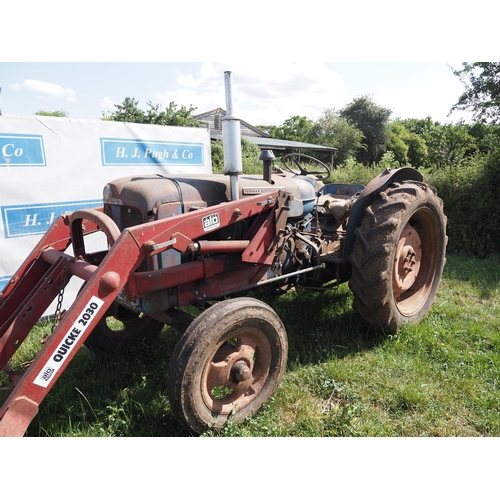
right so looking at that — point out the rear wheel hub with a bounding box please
[393,223,422,298]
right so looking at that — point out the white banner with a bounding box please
[0,113,212,311]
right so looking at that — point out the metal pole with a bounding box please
[222,71,242,200]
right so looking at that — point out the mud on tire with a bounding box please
[167,297,288,434]
[349,181,447,334]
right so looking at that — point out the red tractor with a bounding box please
[0,73,447,436]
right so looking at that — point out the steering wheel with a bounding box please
[280,153,331,180]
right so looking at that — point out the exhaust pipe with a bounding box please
[222,71,242,201]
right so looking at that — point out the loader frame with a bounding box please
[0,189,292,436]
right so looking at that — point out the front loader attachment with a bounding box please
[0,208,136,436]
[0,190,287,436]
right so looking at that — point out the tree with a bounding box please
[400,117,436,136]
[447,123,477,164]
[144,101,203,127]
[467,120,500,154]
[263,115,314,143]
[103,97,202,127]
[450,62,500,123]
[387,120,428,168]
[340,95,392,165]
[399,117,478,169]
[102,97,145,122]
[387,121,410,165]
[309,109,365,164]
[34,109,69,117]
[405,133,428,168]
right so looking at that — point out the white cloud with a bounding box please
[101,96,115,111]
[176,74,204,89]
[10,79,77,102]
[160,62,349,126]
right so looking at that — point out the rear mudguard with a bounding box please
[342,167,423,260]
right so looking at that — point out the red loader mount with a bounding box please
[0,73,447,436]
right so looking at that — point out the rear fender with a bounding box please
[342,167,423,259]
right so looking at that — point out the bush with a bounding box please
[211,138,262,175]
[427,152,500,257]
[241,137,262,174]
[211,142,500,258]
[330,156,385,185]
[211,140,225,173]
[334,152,500,258]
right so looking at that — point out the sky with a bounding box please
[1,62,474,127]
[2,2,494,130]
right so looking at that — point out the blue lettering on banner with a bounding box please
[1,200,102,239]
[100,138,204,166]
[0,133,46,167]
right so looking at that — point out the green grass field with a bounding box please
[2,253,500,437]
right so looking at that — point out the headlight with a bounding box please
[103,184,123,205]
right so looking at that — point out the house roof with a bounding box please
[193,108,337,155]
[192,108,269,138]
[210,133,337,153]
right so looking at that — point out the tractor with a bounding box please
[0,72,447,436]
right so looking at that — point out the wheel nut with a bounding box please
[231,360,252,382]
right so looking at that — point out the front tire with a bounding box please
[349,181,447,334]
[167,297,288,434]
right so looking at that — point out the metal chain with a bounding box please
[41,260,68,343]
[52,260,68,332]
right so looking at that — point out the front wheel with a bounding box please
[167,297,288,434]
[349,181,447,334]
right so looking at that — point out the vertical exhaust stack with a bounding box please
[259,149,276,183]
[222,71,243,201]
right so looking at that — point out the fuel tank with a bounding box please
[103,171,318,229]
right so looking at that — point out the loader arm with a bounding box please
[0,190,287,436]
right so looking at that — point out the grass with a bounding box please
[2,253,500,437]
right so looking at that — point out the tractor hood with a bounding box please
[103,172,318,224]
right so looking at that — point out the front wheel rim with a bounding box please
[201,328,272,415]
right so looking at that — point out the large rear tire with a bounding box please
[167,297,288,434]
[349,181,447,334]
